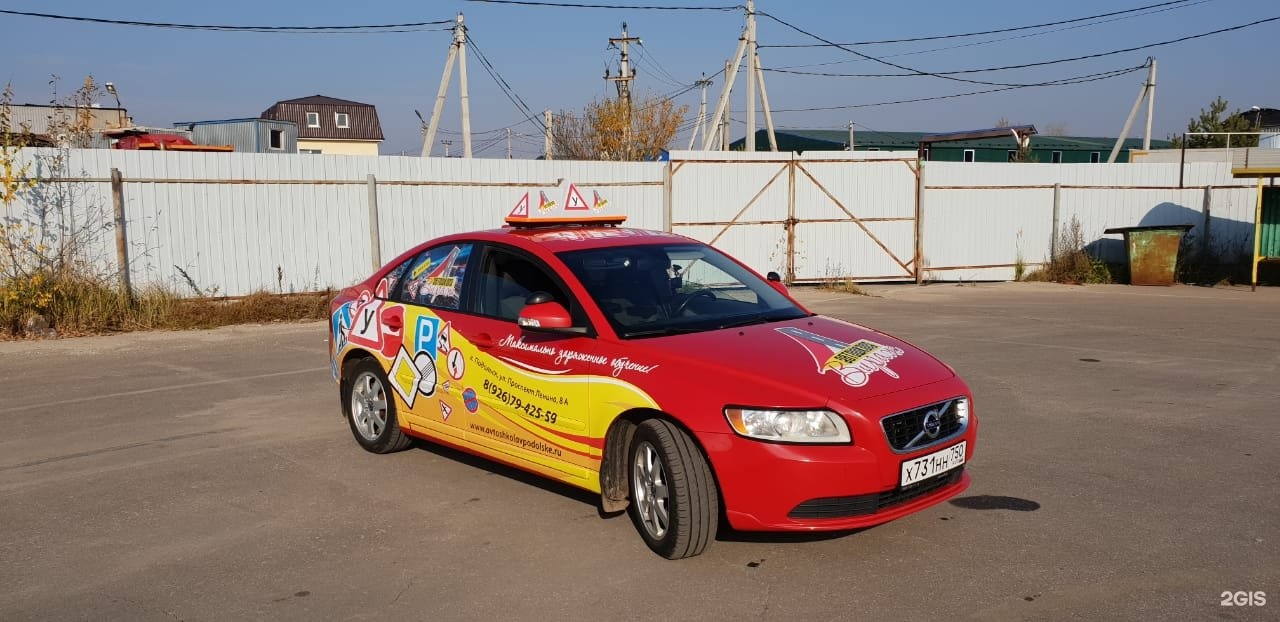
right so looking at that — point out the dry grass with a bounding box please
[1024,217,1114,285]
[1,272,330,338]
[817,277,868,296]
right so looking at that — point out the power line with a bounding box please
[756,11,1063,87]
[759,0,1197,47]
[763,64,1147,113]
[0,8,453,32]
[465,0,740,10]
[770,0,1212,70]
[466,33,547,131]
[765,15,1280,78]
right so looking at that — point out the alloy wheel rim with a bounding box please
[632,441,670,539]
[351,371,388,441]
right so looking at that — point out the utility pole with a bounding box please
[746,0,757,152]
[605,23,640,106]
[506,128,513,159]
[688,73,713,150]
[848,121,855,152]
[544,109,553,160]
[441,140,452,158]
[1108,57,1157,163]
[1143,58,1157,151]
[703,1,776,151]
[422,13,473,158]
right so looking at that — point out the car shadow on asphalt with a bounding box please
[407,438,604,510]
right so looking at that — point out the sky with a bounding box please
[2,0,1277,157]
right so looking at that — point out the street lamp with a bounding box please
[104,82,124,128]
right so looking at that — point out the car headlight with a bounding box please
[723,407,852,444]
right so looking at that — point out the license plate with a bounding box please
[899,441,966,487]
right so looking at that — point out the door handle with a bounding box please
[472,332,496,349]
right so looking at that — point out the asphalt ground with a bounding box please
[1,282,1276,621]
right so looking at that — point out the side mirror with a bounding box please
[766,271,789,295]
[517,293,587,335]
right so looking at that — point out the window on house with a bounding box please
[269,129,284,150]
[963,149,975,163]
[1007,149,1018,162]
[299,148,322,154]
[305,112,320,128]
[1051,151,1063,164]
[335,112,350,129]
[1090,151,1101,163]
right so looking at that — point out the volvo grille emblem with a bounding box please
[922,410,942,438]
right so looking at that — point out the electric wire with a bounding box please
[764,64,1147,113]
[466,0,741,11]
[770,0,1213,70]
[758,0,1197,47]
[466,33,548,131]
[0,9,453,33]
[765,15,1279,78]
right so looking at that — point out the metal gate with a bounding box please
[667,152,920,282]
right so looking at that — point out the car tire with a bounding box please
[344,358,412,454]
[627,418,719,559]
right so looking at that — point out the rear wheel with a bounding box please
[344,358,412,454]
[627,418,718,559]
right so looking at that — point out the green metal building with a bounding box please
[730,129,1173,163]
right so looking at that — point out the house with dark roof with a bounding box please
[731,129,1171,163]
[261,95,383,155]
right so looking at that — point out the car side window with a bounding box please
[392,243,474,309]
[475,247,571,322]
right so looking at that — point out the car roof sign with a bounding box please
[505,183,626,227]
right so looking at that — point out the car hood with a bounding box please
[621,315,956,406]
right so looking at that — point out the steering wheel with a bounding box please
[672,289,716,316]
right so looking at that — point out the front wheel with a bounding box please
[344,358,412,454]
[627,419,719,559]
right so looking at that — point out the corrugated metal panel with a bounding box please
[921,162,1258,271]
[263,99,383,141]
[7,105,128,134]
[182,120,298,153]
[6,149,663,297]
[5,149,1260,295]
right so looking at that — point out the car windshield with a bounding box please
[557,243,809,339]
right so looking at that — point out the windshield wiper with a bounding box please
[716,311,808,330]
[622,325,708,338]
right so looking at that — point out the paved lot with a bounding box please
[1,282,1276,621]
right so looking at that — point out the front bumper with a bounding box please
[699,385,978,531]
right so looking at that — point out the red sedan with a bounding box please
[329,209,976,559]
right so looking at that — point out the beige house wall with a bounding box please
[297,139,380,156]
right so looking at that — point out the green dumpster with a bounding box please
[1103,224,1194,286]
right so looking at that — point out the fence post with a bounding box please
[367,173,382,270]
[1201,186,1212,261]
[786,158,796,282]
[110,168,132,301]
[1051,183,1061,259]
[662,161,673,233]
[914,161,925,284]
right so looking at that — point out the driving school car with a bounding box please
[329,190,977,559]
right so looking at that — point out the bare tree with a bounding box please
[552,94,686,161]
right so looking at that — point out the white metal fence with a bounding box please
[2,148,1261,296]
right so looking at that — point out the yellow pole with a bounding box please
[1253,178,1264,291]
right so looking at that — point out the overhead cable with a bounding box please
[0,8,452,32]
[765,15,1280,78]
[758,0,1198,47]
[466,0,740,10]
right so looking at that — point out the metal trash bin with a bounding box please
[1102,224,1194,286]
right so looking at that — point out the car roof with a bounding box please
[441,225,696,253]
